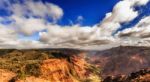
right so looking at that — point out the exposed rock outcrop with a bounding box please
[0,49,101,82]
[103,68,150,82]
[87,46,150,78]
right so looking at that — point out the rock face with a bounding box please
[0,49,101,82]
[0,46,150,82]
[103,68,150,82]
[40,54,87,82]
[87,46,150,78]
[0,69,16,82]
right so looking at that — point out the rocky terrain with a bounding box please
[0,46,150,82]
[0,49,101,82]
[103,68,150,82]
[87,46,150,78]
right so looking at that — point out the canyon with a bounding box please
[0,46,150,82]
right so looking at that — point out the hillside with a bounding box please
[0,49,101,82]
[0,46,150,82]
[87,46,150,78]
[103,68,150,82]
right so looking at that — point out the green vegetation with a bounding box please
[0,49,102,82]
[0,50,55,79]
[0,50,80,79]
[87,65,101,75]
[83,65,102,82]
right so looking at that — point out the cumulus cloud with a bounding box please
[37,0,149,49]
[3,0,63,20]
[98,0,149,36]
[37,23,119,49]
[0,0,64,48]
[0,23,18,48]
[0,0,149,49]
[116,16,150,46]
[12,16,47,36]
[117,16,150,38]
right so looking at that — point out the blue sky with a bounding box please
[0,0,150,49]
[0,0,150,29]
[0,0,119,26]
[46,0,119,26]
[0,0,120,41]
[117,1,150,31]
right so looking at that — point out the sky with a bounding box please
[47,0,119,26]
[0,0,150,49]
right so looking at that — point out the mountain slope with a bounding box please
[103,68,150,82]
[0,49,101,82]
[0,46,150,82]
[87,46,150,78]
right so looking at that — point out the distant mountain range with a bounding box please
[87,46,150,77]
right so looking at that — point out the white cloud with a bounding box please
[117,16,150,46]
[38,0,149,49]
[130,0,149,5]
[10,0,63,20]
[97,0,149,36]
[0,24,17,39]
[117,16,150,38]
[0,24,19,48]
[12,16,47,36]
[0,0,149,49]
[39,24,116,48]
[0,0,64,48]
[0,0,63,36]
